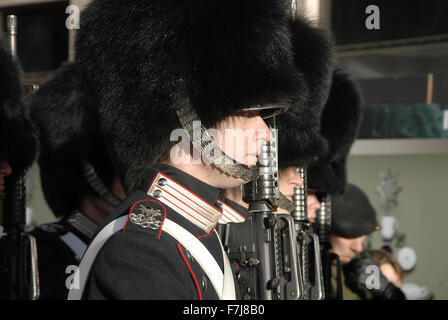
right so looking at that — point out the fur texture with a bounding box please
[277,17,335,169]
[75,0,307,191]
[0,41,37,173]
[307,69,364,195]
[28,62,116,217]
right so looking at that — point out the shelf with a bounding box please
[350,139,448,155]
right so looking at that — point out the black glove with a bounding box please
[343,250,406,300]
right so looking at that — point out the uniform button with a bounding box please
[185,250,193,262]
[201,276,207,292]
[153,190,162,198]
[158,178,167,186]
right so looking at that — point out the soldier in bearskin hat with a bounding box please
[217,15,336,299]
[304,69,365,300]
[220,13,335,220]
[27,62,126,299]
[67,0,310,300]
[303,69,404,300]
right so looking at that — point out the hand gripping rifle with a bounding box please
[0,15,40,300]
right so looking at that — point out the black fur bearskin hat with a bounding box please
[277,17,335,170]
[0,40,37,174]
[307,69,364,195]
[75,0,308,192]
[29,63,120,218]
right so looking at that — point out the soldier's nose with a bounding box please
[352,239,364,253]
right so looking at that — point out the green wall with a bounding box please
[347,154,448,299]
[27,162,54,228]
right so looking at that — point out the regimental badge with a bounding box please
[129,204,163,230]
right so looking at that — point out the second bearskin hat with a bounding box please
[307,69,364,195]
[29,63,121,218]
[277,16,335,169]
[0,40,37,174]
[75,0,309,191]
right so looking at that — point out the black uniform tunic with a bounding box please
[83,164,225,300]
[30,216,91,300]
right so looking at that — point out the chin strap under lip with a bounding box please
[279,192,295,212]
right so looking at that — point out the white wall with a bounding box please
[347,154,448,299]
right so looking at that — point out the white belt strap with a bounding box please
[59,232,88,261]
[68,217,235,300]
[216,230,237,300]
[162,219,235,300]
[68,216,128,300]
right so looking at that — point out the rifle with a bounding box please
[289,168,325,300]
[0,15,40,300]
[239,129,304,300]
[220,132,324,300]
[315,193,343,300]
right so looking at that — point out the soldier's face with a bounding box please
[0,159,12,194]
[330,234,366,264]
[276,166,302,215]
[307,191,321,223]
[278,166,303,201]
[215,110,272,167]
[208,111,271,189]
[275,170,320,222]
[167,111,271,189]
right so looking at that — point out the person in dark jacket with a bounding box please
[330,183,406,300]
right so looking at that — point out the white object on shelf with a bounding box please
[381,215,399,240]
